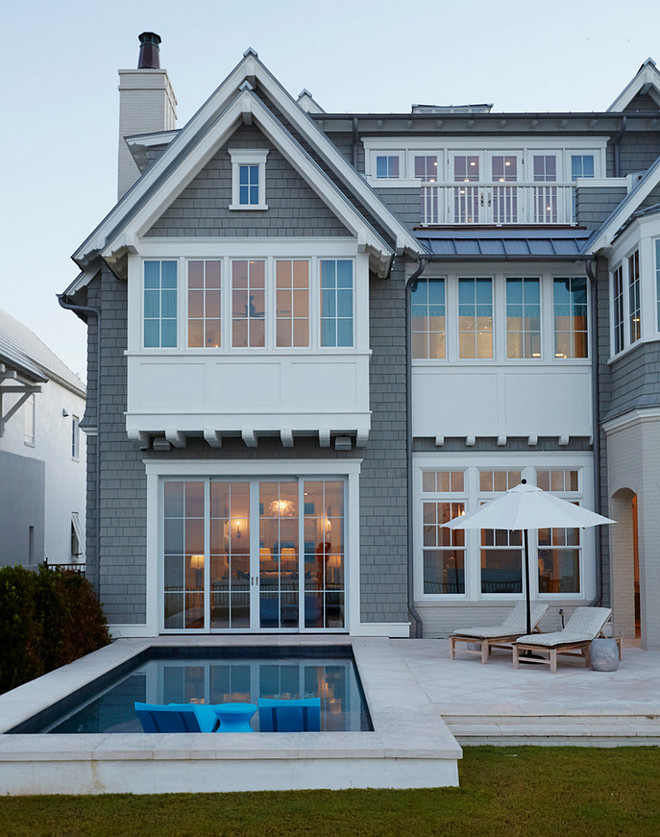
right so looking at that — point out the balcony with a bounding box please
[420,182,576,226]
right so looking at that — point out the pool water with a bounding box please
[24,647,372,734]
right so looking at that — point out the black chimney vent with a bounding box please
[137,32,161,69]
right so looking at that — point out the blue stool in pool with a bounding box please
[214,702,257,732]
[258,698,321,732]
[134,702,219,733]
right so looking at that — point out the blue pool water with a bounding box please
[12,646,372,734]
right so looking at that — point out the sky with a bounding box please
[2,0,660,380]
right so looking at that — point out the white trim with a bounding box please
[608,58,660,112]
[72,52,421,277]
[351,622,411,638]
[602,407,660,436]
[144,459,362,477]
[136,237,358,257]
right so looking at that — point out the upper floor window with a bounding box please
[506,278,540,359]
[629,250,641,344]
[571,155,594,180]
[414,155,438,182]
[144,260,177,348]
[553,277,588,359]
[232,260,266,348]
[458,278,493,359]
[411,278,445,359]
[188,261,221,348]
[320,260,353,347]
[276,260,310,348]
[376,155,400,179]
[229,149,268,209]
[613,265,625,354]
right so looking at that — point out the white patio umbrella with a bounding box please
[444,480,615,636]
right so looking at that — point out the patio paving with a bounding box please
[394,638,660,746]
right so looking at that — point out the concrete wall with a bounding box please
[0,450,44,567]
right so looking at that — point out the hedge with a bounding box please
[0,565,111,694]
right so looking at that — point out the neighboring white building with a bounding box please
[0,307,86,568]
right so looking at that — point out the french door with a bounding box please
[162,477,345,632]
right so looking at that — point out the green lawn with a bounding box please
[1,746,659,836]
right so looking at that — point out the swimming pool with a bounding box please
[8,646,372,734]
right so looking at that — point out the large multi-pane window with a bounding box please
[613,265,625,354]
[458,278,493,358]
[320,260,353,347]
[411,279,445,359]
[506,278,541,358]
[418,464,586,599]
[162,477,346,631]
[188,261,221,348]
[144,260,177,348]
[421,470,465,594]
[275,260,309,348]
[553,277,588,358]
[232,260,266,348]
[629,250,641,344]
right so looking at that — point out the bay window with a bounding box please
[144,260,177,348]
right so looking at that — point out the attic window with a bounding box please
[229,149,269,210]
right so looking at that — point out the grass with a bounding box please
[1,746,659,836]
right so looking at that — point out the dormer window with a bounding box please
[229,149,269,209]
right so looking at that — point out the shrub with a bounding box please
[0,565,111,694]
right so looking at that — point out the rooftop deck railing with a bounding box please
[420,182,576,226]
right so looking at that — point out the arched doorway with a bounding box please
[610,488,640,641]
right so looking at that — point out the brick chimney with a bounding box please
[117,32,177,199]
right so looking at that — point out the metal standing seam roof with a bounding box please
[0,307,85,396]
[415,228,592,259]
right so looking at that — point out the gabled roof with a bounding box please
[0,308,85,396]
[608,58,660,111]
[584,155,660,254]
[70,49,421,286]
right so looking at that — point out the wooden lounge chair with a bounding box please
[134,702,219,732]
[513,606,614,673]
[258,698,321,732]
[450,602,549,664]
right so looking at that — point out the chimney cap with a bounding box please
[137,32,162,69]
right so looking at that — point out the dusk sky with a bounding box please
[2,0,660,379]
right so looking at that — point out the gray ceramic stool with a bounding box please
[590,638,620,671]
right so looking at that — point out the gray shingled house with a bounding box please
[60,35,660,647]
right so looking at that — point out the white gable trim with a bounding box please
[100,90,397,278]
[585,155,660,253]
[608,58,660,112]
[72,50,421,279]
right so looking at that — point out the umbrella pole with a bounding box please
[524,529,531,636]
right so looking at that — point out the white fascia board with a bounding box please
[102,91,396,278]
[584,156,660,254]
[144,459,362,478]
[602,407,660,436]
[363,136,609,152]
[62,269,97,297]
[137,237,358,257]
[608,60,660,112]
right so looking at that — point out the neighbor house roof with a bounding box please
[0,308,85,397]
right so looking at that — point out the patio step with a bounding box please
[443,712,660,746]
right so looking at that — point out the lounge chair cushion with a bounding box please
[516,606,612,647]
[452,601,548,639]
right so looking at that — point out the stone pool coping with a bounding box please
[0,635,461,794]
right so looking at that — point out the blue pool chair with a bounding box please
[258,698,321,732]
[134,702,219,733]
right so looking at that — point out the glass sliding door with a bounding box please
[162,476,346,632]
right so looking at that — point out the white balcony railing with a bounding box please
[419,182,576,226]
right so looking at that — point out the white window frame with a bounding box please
[228,149,269,210]
[145,459,361,636]
[24,393,35,446]
[72,415,80,460]
[413,454,595,603]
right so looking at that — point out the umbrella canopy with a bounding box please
[444,482,615,531]
[443,481,615,637]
